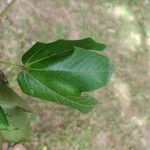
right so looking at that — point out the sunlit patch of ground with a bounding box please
[0,0,150,149]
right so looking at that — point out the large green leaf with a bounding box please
[0,106,9,130]
[18,38,113,113]
[1,107,30,143]
[0,83,30,111]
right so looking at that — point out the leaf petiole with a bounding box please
[0,60,22,69]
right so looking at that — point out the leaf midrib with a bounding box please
[26,43,47,64]
[26,48,73,66]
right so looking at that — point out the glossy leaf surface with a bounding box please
[18,38,113,113]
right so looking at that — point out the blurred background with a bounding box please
[0,0,150,149]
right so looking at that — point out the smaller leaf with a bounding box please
[0,106,9,130]
[0,83,31,111]
[1,107,30,143]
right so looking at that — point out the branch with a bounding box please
[0,0,18,18]
[0,70,8,84]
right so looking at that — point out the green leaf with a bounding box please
[1,107,30,143]
[0,83,31,111]
[18,38,113,113]
[22,38,107,65]
[0,106,9,130]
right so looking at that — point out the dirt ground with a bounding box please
[0,0,150,150]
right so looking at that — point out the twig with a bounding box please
[0,0,18,18]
